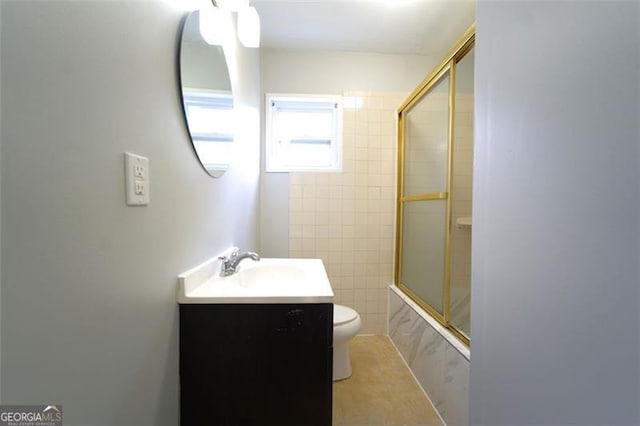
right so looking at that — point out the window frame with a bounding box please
[265,93,343,173]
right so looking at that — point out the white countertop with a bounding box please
[178,249,334,304]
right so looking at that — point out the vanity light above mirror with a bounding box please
[200,0,260,48]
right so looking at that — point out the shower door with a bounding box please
[395,26,474,345]
[398,70,452,319]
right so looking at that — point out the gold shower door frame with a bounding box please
[395,24,475,347]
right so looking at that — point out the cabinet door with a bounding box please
[180,303,333,426]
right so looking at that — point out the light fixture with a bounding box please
[199,2,225,45]
[237,5,260,48]
[199,0,260,48]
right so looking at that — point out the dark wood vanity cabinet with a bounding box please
[179,303,333,426]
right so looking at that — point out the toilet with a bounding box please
[333,304,362,381]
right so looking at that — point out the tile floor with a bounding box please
[333,335,443,426]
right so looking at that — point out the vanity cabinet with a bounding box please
[179,303,333,426]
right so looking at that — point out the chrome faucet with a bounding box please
[219,249,261,276]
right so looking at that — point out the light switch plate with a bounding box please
[125,152,150,206]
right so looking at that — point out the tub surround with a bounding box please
[388,285,469,425]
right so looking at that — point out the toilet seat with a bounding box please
[334,304,358,326]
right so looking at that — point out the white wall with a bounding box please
[1,2,260,424]
[260,49,439,257]
[470,1,640,424]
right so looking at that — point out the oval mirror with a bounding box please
[179,10,235,178]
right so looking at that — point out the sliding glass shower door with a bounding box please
[395,26,474,345]
[399,71,451,318]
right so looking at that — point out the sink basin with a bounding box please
[236,264,307,289]
[178,250,334,304]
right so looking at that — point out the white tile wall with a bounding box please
[289,91,406,334]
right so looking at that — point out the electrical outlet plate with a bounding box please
[125,152,150,206]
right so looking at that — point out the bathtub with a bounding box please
[388,285,470,426]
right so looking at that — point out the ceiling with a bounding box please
[251,0,476,56]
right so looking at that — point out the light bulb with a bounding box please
[238,5,260,48]
[199,4,224,45]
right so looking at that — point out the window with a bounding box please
[265,94,342,172]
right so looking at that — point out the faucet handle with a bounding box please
[219,249,238,262]
[218,255,232,276]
